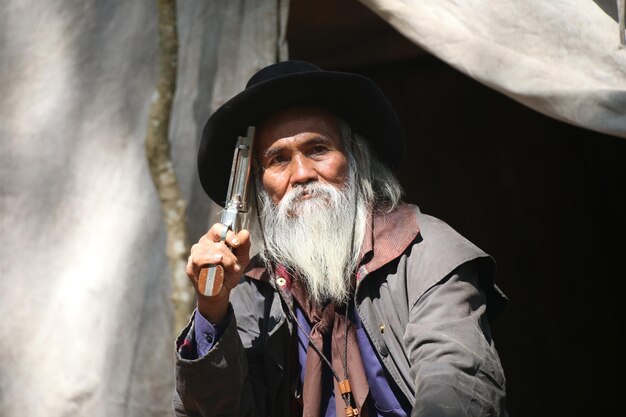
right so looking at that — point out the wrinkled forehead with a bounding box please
[256,105,344,153]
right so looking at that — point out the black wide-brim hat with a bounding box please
[198,60,405,206]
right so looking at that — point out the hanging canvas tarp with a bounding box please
[359,0,626,138]
[0,1,287,416]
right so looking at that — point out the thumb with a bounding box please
[233,229,252,265]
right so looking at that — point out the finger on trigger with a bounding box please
[207,223,228,242]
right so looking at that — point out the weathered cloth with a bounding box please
[359,0,626,139]
[174,203,508,416]
[0,2,288,416]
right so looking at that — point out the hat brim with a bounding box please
[198,70,405,206]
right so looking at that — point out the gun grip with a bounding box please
[198,265,224,297]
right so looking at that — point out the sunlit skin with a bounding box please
[187,106,349,323]
[257,106,350,205]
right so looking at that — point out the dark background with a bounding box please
[288,1,626,415]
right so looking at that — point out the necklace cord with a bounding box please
[272,268,354,409]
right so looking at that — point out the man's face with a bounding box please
[257,106,349,205]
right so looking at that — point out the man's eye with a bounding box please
[267,155,287,167]
[311,146,328,155]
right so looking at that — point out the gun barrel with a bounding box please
[225,126,255,213]
[199,126,255,297]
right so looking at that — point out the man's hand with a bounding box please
[186,223,251,323]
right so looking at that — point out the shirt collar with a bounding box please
[356,203,419,281]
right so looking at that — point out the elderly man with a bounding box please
[174,61,508,417]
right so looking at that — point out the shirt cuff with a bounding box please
[194,308,231,357]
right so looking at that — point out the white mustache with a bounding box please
[282,182,334,202]
[278,182,338,216]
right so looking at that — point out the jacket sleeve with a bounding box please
[173,309,254,417]
[173,285,273,417]
[403,261,508,417]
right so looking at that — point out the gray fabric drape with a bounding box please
[359,0,626,139]
[0,1,287,416]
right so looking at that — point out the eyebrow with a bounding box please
[261,135,333,160]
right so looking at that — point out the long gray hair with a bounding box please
[338,120,403,214]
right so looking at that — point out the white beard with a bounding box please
[259,171,367,305]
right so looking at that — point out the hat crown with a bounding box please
[245,60,322,89]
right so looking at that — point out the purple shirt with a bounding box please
[193,310,228,357]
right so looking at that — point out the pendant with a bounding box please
[338,379,358,416]
[344,405,359,416]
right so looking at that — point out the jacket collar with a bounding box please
[356,203,419,281]
[244,203,420,282]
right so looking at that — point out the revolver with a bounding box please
[198,126,255,297]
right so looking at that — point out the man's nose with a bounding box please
[290,154,317,185]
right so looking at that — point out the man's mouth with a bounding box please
[276,183,339,219]
[297,191,313,201]
[291,187,317,202]
[283,189,322,215]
